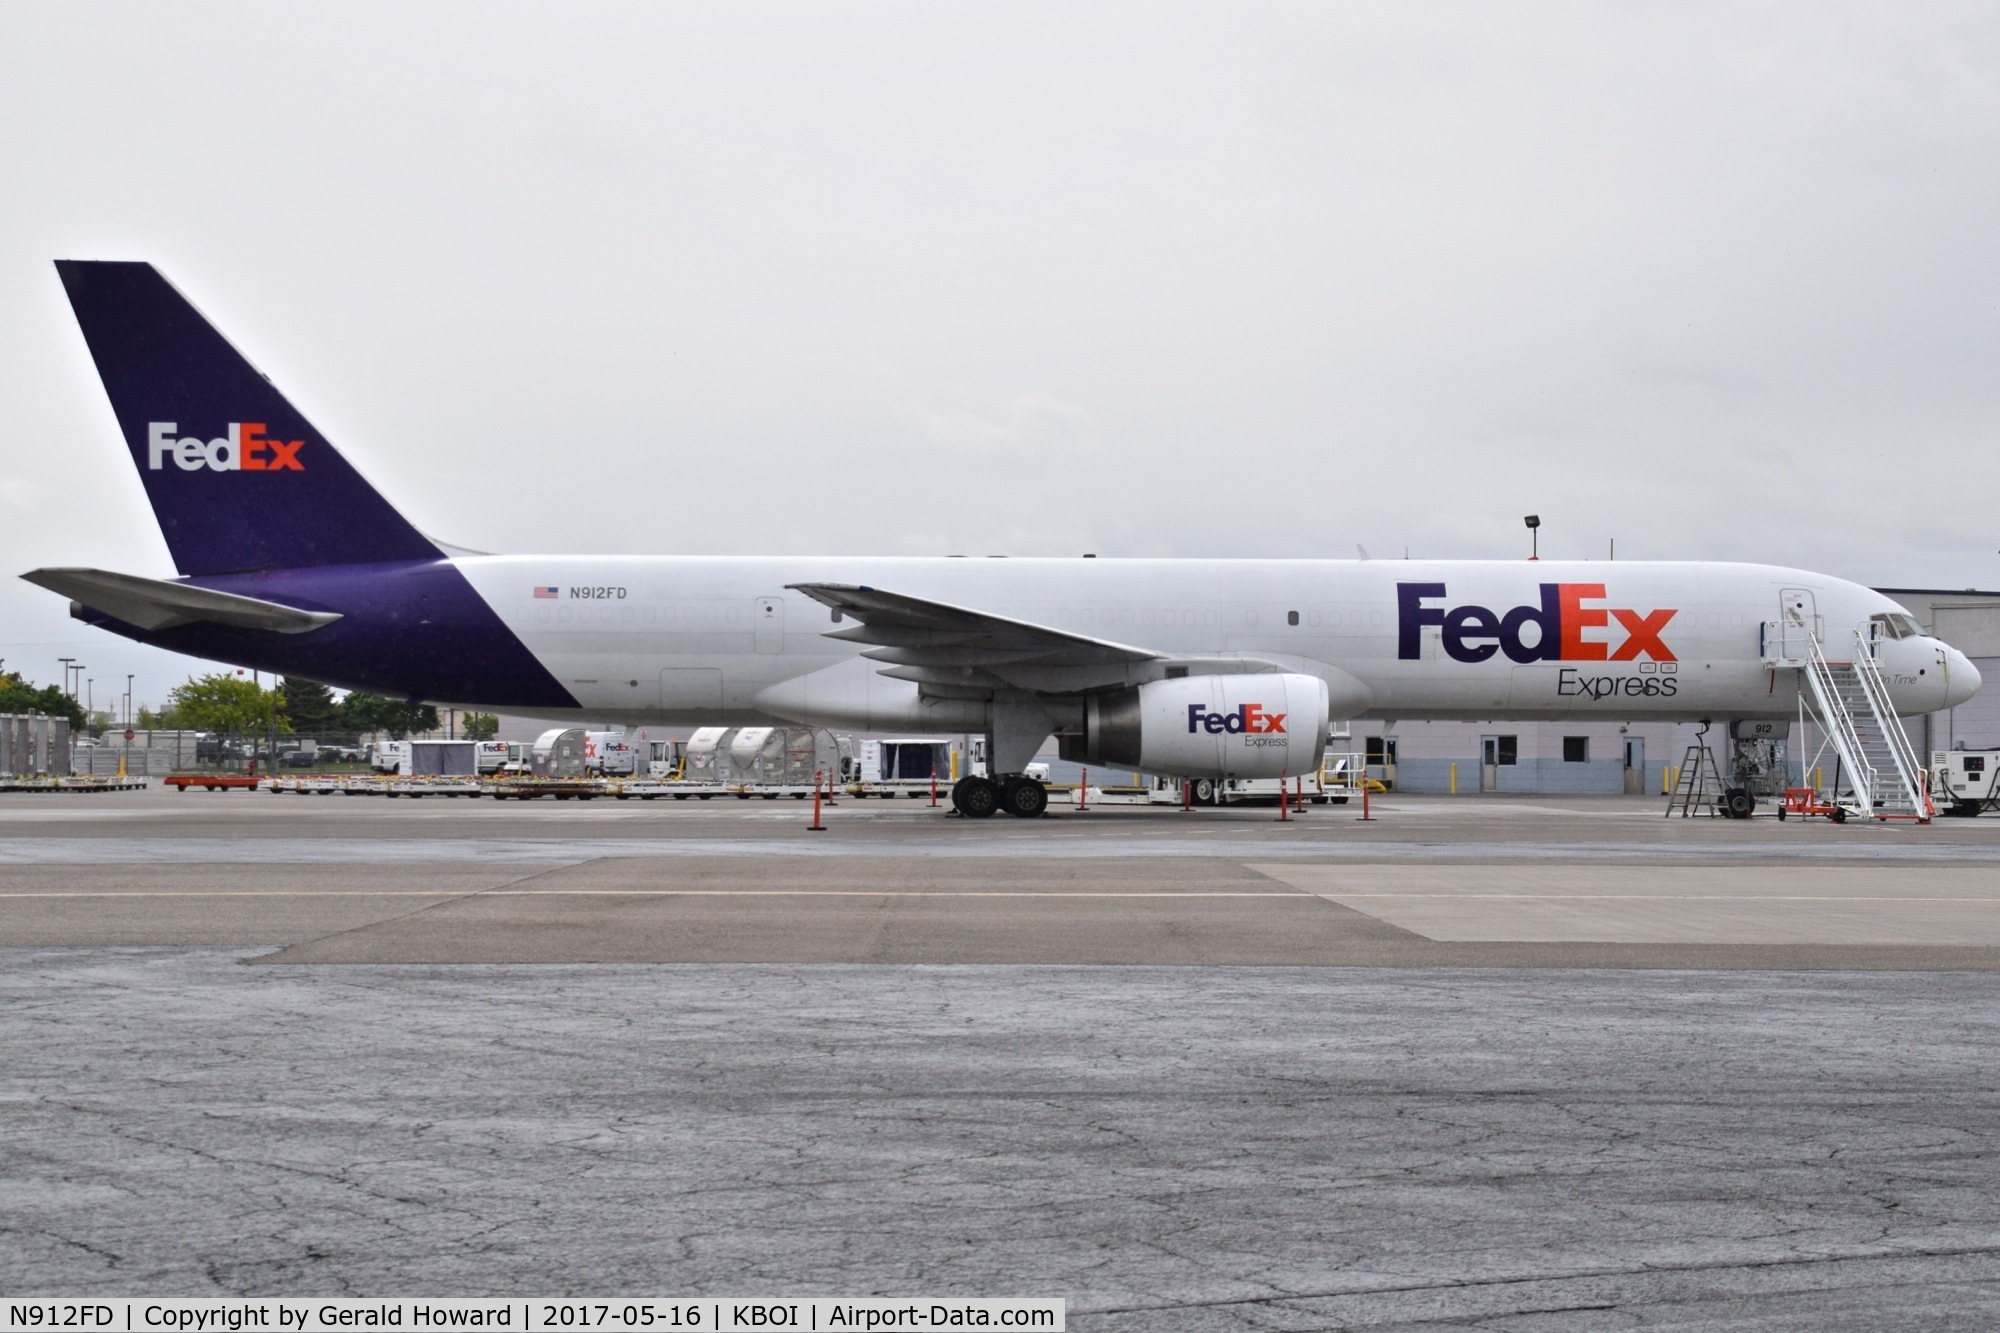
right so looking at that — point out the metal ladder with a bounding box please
[1795,627,1932,819]
[1665,743,1726,817]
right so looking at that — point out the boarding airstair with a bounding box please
[1764,616,1932,820]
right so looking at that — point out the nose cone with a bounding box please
[1947,646,1982,709]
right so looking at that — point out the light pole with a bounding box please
[58,657,74,698]
[126,675,134,728]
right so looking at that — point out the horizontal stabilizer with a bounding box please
[21,567,343,635]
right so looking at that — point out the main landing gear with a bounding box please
[950,775,1048,819]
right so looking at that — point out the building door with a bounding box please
[754,597,784,654]
[1624,736,1645,794]
[1366,736,1398,788]
[1480,735,1499,792]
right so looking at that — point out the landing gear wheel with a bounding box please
[1000,778,1048,818]
[952,776,999,819]
[1721,787,1754,819]
[1192,777,1217,807]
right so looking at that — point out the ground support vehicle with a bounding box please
[164,772,262,792]
[1178,760,1356,807]
[728,782,826,801]
[481,778,602,800]
[0,775,149,793]
[843,780,942,799]
[605,779,723,800]
[268,775,344,795]
[376,776,481,797]
[1932,750,2000,816]
[1779,786,1848,823]
[1068,784,1155,807]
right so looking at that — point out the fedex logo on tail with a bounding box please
[1398,583,1676,663]
[1187,702,1287,735]
[147,422,304,472]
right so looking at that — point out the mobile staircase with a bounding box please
[1764,618,1932,821]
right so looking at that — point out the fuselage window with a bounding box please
[1287,610,1299,626]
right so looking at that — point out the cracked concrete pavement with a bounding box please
[6,950,2000,1328]
[8,788,2000,1326]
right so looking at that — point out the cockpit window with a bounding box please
[1870,612,1926,640]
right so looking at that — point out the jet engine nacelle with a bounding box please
[1057,673,1331,779]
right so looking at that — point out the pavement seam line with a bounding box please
[240,858,597,961]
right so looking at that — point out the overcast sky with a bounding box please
[2,3,1996,708]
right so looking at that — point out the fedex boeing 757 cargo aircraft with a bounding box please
[26,261,1977,817]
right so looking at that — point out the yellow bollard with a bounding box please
[1450,762,1458,795]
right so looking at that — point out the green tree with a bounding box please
[340,692,439,740]
[0,673,86,729]
[168,673,291,735]
[136,704,180,729]
[461,712,500,740]
[279,677,342,735]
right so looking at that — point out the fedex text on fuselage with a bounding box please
[1398,582,1676,664]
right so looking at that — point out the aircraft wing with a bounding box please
[22,567,344,635]
[788,581,1300,696]
[788,582,1159,666]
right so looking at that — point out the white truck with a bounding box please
[370,740,484,776]
[583,730,637,776]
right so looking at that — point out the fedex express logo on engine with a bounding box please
[1398,583,1676,663]
[1187,703,1287,736]
[146,422,305,472]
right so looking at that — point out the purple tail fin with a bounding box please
[55,261,441,576]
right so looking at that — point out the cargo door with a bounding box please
[755,597,784,654]
[658,668,724,715]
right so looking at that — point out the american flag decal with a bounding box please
[533,586,559,599]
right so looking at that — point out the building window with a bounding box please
[1287,610,1299,626]
[1563,737,1588,763]
[1483,735,1518,766]
[1366,737,1397,766]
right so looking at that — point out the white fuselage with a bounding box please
[450,556,1978,730]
